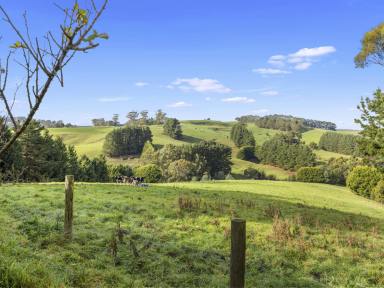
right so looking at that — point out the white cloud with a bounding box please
[251,109,269,116]
[268,55,286,67]
[98,97,130,102]
[257,46,336,74]
[205,97,212,101]
[260,90,279,96]
[135,82,149,87]
[168,78,231,93]
[252,68,291,75]
[294,62,312,70]
[289,46,336,58]
[168,101,192,108]
[222,97,255,103]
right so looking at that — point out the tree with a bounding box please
[155,109,167,125]
[355,23,384,68]
[355,89,384,164]
[112,114,119,126]
[139,110,149,125]
[0,1,109,159]
[258,133,316,170]
[126,111,139,125]
[103,126,152,157]
[163,118,183,139]
[230,123,255,147]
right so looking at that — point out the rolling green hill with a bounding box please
[49,122,358,179]
[1,181,383,287]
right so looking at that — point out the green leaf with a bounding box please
[10,41,27,49]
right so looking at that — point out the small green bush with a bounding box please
[308,142,319,150]
[108,164,133,181]
[296,167,326,183]
[167,159,195,182]
[134,164,162,183]
[372,180,384,202]
[237,146,256,161]
[244,167,266,180]
[346,166,382,198]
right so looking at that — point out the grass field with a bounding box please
[0,181,383,287]
[49,123,358,179]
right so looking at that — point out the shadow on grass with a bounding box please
[170,186,384,233]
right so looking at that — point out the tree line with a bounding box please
[236,114,336,132]
[319,132,360,156]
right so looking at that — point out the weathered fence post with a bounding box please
[230,218,246,288]
[64,175,74,240]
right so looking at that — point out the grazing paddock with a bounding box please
[0,181,383,287]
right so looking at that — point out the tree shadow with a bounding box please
[171,186,384,233]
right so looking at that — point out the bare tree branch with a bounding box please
[0,0,109,159]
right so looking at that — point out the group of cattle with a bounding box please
[115,176,146,186]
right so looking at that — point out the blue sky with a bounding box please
[2,0,384,128]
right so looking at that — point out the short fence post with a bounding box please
[64,175,74,240]
[230,218,246,288]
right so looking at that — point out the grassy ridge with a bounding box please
[0,181,383,287]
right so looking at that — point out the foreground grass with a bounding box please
[0,181,383,287]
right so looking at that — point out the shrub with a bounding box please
[163,118,183,139]
[372,180,384,202]
[346,166,382,198]
[108,164,133,181]
[244,167,266,180]
[308,142,318,150]
[134,164,162,183]
[103,126,152,157]
[237,146,256,161]
[296,167,326,183]
[140,141,157,164]
[167,159,196,182]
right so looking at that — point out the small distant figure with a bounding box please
[115,176,146,187]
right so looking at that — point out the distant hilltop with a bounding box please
[235,114,336,131]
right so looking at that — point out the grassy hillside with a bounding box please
[1,181,383,287]
[49,123,359,179]
[50,122,290,179]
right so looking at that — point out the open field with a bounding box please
[0,181,383,287]
[49,123,358,179]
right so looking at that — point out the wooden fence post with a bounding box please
[230,218,246,288]
[64,175,74,240]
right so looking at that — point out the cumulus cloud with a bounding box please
[98,97,130,102]
[260,90,279,96]
[259,46,336,73]
[290,46,336,58]
[168,101,192,108]
[221,97,255,103]
[252,68,291,75]
[294,62,312,70]
[135,82,149,87]
[168,78,231,93]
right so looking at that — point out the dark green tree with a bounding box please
[163,118,183,139]
[230,123,255,147]
[103,126,153,157]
